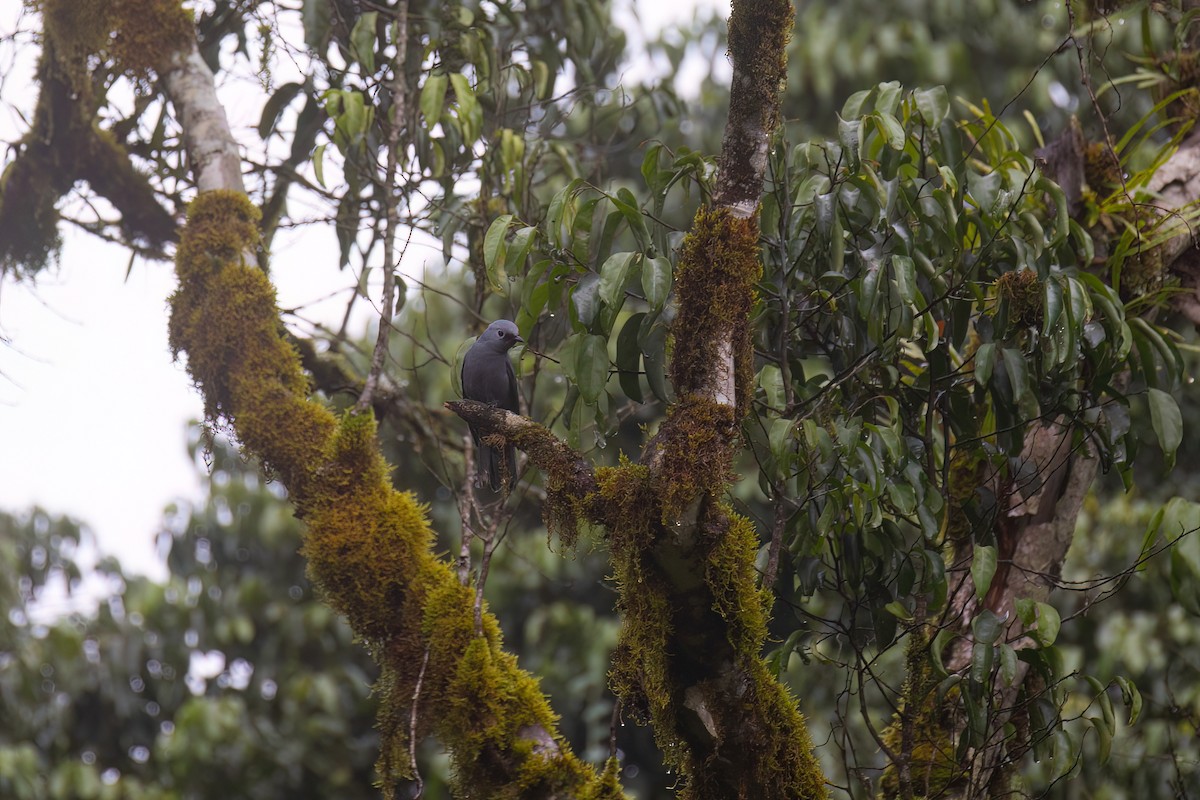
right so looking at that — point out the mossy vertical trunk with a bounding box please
[598,1,828,797]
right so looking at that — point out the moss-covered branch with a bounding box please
[169,191,620,799]
[0,0,182,275]
[147,0,621,792]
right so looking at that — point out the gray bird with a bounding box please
[461,319,524,492]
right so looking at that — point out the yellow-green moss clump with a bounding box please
[171,192,617,799]
[169,191,334,490]
[37,0,194,79]
[110,0,195,76]
[995,268,1042,329]
[671,206,762,417]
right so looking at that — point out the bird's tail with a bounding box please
[475,443,516,493]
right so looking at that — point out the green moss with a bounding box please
[653,396,738,523]
[705,509,771,655]
[110,0,195,76]
[944,445,989,544]
[169,191,333,489]
[725,0,793,136]
[671,207,762,417]
[598,460,825,799]
[995,269,1042,329]
[38,0,193,79]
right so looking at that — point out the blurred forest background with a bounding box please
[3,0,1200,797]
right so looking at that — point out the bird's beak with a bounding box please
[515,335,525,344]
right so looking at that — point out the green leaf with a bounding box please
[1148,388,1183,468]
[841,89,871,119]
[999,643,1017,686]
[302,0,332,49]
[334,193,357,269]
[504,226,537,278]
[615,312,645,403]
[931,627,955,677]
[642,256,671,307]
[1042,277,1064,339]
[1115,676,1143,724]
[598,252,637,309]
[758,364,784,412]
[969,640,994,687]
[874,111,906,150]
[451,336,475,399]
[1032,601,1061,646]
[640,316,670,403]
[312,143,327,187]
[915,86,949,127]
[612,187,650,244]
[875,81,902,115]
[349,11,378,72]
[892,255,916,304]
[1092,677,1116,732]
[972,544,998,601]
[449,73,479,141]
[972,609,1002,646]
[975,342,996,388]
[884,600,914,622]
[546,179,583,249]
[571,273,601,331]
[258,82,304,140]
[482,215,513,292]
[576,335,609,403]
[768,418,795,462]
[1088,716,1113,764]
[419,73,448,123]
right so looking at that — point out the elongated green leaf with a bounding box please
[999,643,1017,686]
[419,73,448,123]
[350,11,378,72]
[312,143,327,187]
[1148,387,1183,468]
[576,334,609,403]
[1032,604,1060,647]
[1089,716,1113,764]
[641,316,670,402]
[643,256,671,307]
[615,312,645,403]
[598,252,636,309]
[483,215,513,291]
[571,273,601,331]
[504,226,537,278]
[258,82,304,140]
[972,544,998,601]
[975,342,996,388]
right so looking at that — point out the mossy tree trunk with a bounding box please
[456,2,828,798]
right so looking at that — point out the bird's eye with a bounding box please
[498,331,507,338]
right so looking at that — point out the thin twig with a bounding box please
[408,645,430,798]
[356,0,409,413]
[458,433,477,587]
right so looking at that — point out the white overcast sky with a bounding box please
[0,1,730,581]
